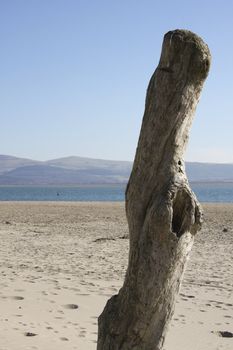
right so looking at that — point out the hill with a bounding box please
[0,155,40,175]
[0,155,233,185]
[0,155,131,185]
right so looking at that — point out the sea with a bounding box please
[0,183,233,202]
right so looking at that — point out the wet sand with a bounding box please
[0,202,232,350]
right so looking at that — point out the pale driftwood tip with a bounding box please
[160,29,211,80]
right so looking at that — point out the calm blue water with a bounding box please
[0,183,233,202]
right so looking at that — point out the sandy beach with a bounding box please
[0,201,232,350]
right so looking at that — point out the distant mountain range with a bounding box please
[0,154,233,185]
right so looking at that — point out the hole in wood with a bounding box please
[172,189,186,238]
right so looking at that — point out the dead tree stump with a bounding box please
[97,29,211,350]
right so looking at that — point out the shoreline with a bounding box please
[0,200,233,205]
[1,183,233,203]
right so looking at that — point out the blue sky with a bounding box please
[1,0,232,163]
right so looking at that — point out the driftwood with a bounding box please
[97,30,211,350]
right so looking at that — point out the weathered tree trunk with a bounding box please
[97,30,211,350]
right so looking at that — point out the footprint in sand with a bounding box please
[14,289,25,292]
[24,332,37,337]
[77,293,89,296]
[12,296,24,300]
[60,337,69,341]
[64,304,79,310]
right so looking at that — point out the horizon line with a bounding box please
[1,153,233,165]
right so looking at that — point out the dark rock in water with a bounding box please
[222,227,228,232]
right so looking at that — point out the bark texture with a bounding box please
[97,30,211,350]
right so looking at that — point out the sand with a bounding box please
[0,201,232,350]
